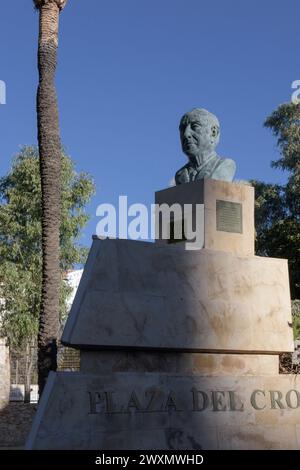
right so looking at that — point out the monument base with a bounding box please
[26,370,300,450]
[26,179,296,450]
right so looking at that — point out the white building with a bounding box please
[65,269,83,311]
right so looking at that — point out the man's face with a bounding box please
[180,113,215,159]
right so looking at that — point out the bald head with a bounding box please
[179,108,220,159]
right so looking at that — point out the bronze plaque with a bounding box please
[216,200,243,233]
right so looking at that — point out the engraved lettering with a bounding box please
[191,388,209,411]
[212,391,227,411]
[88,387,300,415]
[127,391,143,411]
[164,391,181,411]
[229,391,244,411]
[285,390,300,409]
[145,389,161,412]
[88,392,104,414]
[104,391,116,413]
[88,391,116,414]
[250,390,266,410]
[270,390,285,409]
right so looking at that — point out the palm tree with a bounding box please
[33,0,68,395]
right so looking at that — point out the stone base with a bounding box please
[27,178,295,450]
[26,371,300,450]
[62,239,293,354]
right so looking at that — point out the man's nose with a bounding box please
[184,125,192,140]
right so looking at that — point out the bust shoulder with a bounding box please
[175,164,190,185]
[212,157,236,182]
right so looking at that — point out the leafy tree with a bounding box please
[0,146,94,400]
[252,103,300,299]
[292,300,300,340]
[33,0,68,394]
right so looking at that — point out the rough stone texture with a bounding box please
[26,372,300,450]
[0,403,36,448]
[62,238,293,353]
[155,179,254,256]
[81,351,279,376]
[0,339,10,410]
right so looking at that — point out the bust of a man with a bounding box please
[175,108,236,185]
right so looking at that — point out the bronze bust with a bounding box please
[175,108,236,185]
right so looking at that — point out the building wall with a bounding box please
[0,339,10,409]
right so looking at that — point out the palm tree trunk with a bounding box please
[35,0,66,395]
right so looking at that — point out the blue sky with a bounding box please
[0,0,299,247]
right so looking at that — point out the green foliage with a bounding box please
[0,146,95,349]
[264,103,300,172]
[292,300,300,340]
[252,103,300,299]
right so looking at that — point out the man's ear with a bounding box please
[211,124,220,145]
[211,125,219,138]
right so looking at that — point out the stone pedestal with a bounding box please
[26,180,297,450]
[60,238,292,354]
[155,179,254,256]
